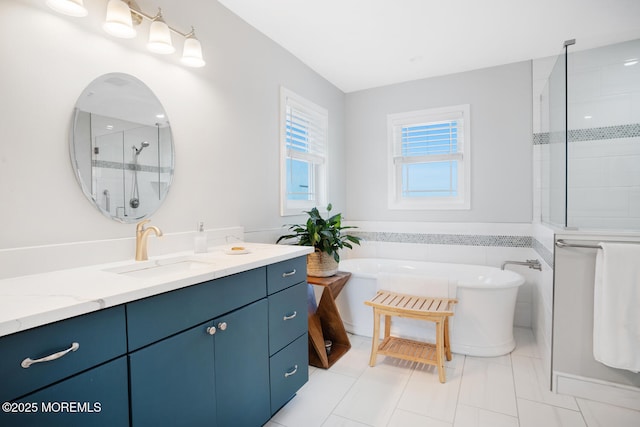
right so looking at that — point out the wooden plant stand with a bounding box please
[307,272,352,369]
[365,290,457,383]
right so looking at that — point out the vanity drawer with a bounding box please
[266,256,307,294]
[269,333,309,414]
[1,357,129,427]
[127,267,266,351]
[0,306,127,402]
[268,281,308,355]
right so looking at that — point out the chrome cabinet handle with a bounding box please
[283,311,297,321]
[21,342,80,369]
[217,322,227,331]
[206,326,217,335]
[282,269,296,278]
[284,365,298,378]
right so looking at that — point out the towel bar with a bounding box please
[555,239,640,249]
[555,240,602,249]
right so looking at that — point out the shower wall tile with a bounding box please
[602,61,640,96]
[534,128,640,230]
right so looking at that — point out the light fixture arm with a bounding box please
[126,2,193,38]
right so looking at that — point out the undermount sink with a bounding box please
[104,256,216,279]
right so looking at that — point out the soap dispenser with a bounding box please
[194,221,207,253]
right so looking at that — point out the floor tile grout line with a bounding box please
[322,362,373,427]
[509,352,523,425]
[385,361,422,427]
[452,354,467,426]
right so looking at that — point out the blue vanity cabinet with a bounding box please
[1,357,129,427]
[266,257,309,415]
[0,255,309,427]
[0,306,128,427]
[127,267,271,427]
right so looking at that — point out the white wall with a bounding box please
[0,0,345,274]
[344,61,533,223]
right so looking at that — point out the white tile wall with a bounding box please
[568,137,640,229]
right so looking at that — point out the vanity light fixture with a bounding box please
[46,0,88,17]
[147,8,175,54]
[46,0,205,68]
[181,28,206,68]
[103,0,136,38]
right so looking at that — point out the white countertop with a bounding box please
[0,243,313,338]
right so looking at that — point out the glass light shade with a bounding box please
[147,19,175,54]
[46,0,88,17]
[103,0,136,39]
[181,36,206,68]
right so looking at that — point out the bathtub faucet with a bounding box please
[501,259,542,271]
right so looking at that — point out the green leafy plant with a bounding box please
[276,203,361,262]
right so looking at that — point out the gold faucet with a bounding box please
[135,219,163,261]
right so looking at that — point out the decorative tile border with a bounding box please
[533,238,554,269]
[93,160,172,174]
[533,123,640,145]
[351,231,532,248]
[533,132,549,145]
[351,232,554,268]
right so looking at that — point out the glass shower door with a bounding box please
[542,47,568,228]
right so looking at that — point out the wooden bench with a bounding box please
[365,290,457,383]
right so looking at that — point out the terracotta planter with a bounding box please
[307,251,338,277]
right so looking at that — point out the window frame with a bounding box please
[387,104,471,210]
[280,87,328,216]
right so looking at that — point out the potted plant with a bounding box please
[277,204,362,277]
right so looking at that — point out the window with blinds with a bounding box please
[388,105,470,210]
[280,88,328,216]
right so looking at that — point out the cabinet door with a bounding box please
[0,357,129,427]
[214,299,270,427]
[129,322,216,427]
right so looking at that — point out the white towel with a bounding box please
[377,273,456,298]
[593,242,640,373]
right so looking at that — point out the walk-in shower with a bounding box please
[540,38,640,231]
[538,38,640,401]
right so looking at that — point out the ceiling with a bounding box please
[217,0,640,93]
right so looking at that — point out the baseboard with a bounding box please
[553,371,640,411]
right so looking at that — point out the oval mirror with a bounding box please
[70,73,174,223]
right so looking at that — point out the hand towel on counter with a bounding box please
[593,242,640,373]
[377,273,457,298]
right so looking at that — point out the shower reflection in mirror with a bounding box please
[73,109,172,222]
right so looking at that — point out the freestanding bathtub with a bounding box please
[335,258,525,357]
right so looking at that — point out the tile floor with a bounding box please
[267,328,640,427]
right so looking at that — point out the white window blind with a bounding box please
[388,105,470,210]
[280,88,328,216]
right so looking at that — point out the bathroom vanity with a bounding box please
[0,244,311,427]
